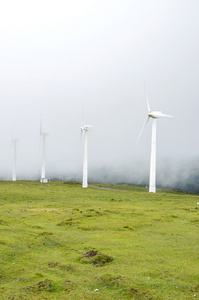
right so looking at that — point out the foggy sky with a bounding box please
[0,0,199,191]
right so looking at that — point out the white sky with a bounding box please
[0,0,199,185]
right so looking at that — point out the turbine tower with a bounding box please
[40,120,50,183]
[12,138,19,181]
[137,90,173,193]
[80,124,93,188]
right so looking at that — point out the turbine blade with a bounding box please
[136,116,150,143]
[144,83,151,111]
[82,100,84,125]
[79,131,82,146]
[159,113,174,118]
[79,126,83,146]
[146,92,150,112]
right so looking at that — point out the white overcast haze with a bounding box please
[0,0,199,191]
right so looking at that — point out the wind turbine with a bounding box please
[40,119,50,183]
[80,124,93,188]
[137,90,173,193]
[12,138,19,181]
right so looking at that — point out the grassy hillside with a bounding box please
[0,181,198,299]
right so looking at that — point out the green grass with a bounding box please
[0,181,199,299]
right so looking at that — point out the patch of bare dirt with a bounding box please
[84,250,98,258]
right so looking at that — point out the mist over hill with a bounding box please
[36,157,199,193]
[87,159,199,193]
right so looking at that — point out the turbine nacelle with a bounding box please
[80,124,93,132]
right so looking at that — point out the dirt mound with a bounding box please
[82,250,114,266]
[84,250,98,258]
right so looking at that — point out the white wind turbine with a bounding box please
[80,124,93,188]
[40,119,50,183]
[12,138,19,181]
[137,90,173,193]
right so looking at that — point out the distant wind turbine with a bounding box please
[40,119,50,183]
[137,89,173,193]
[12,138,19,181]
[80,124,93,188]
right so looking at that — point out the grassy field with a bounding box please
[0,181,199,299]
